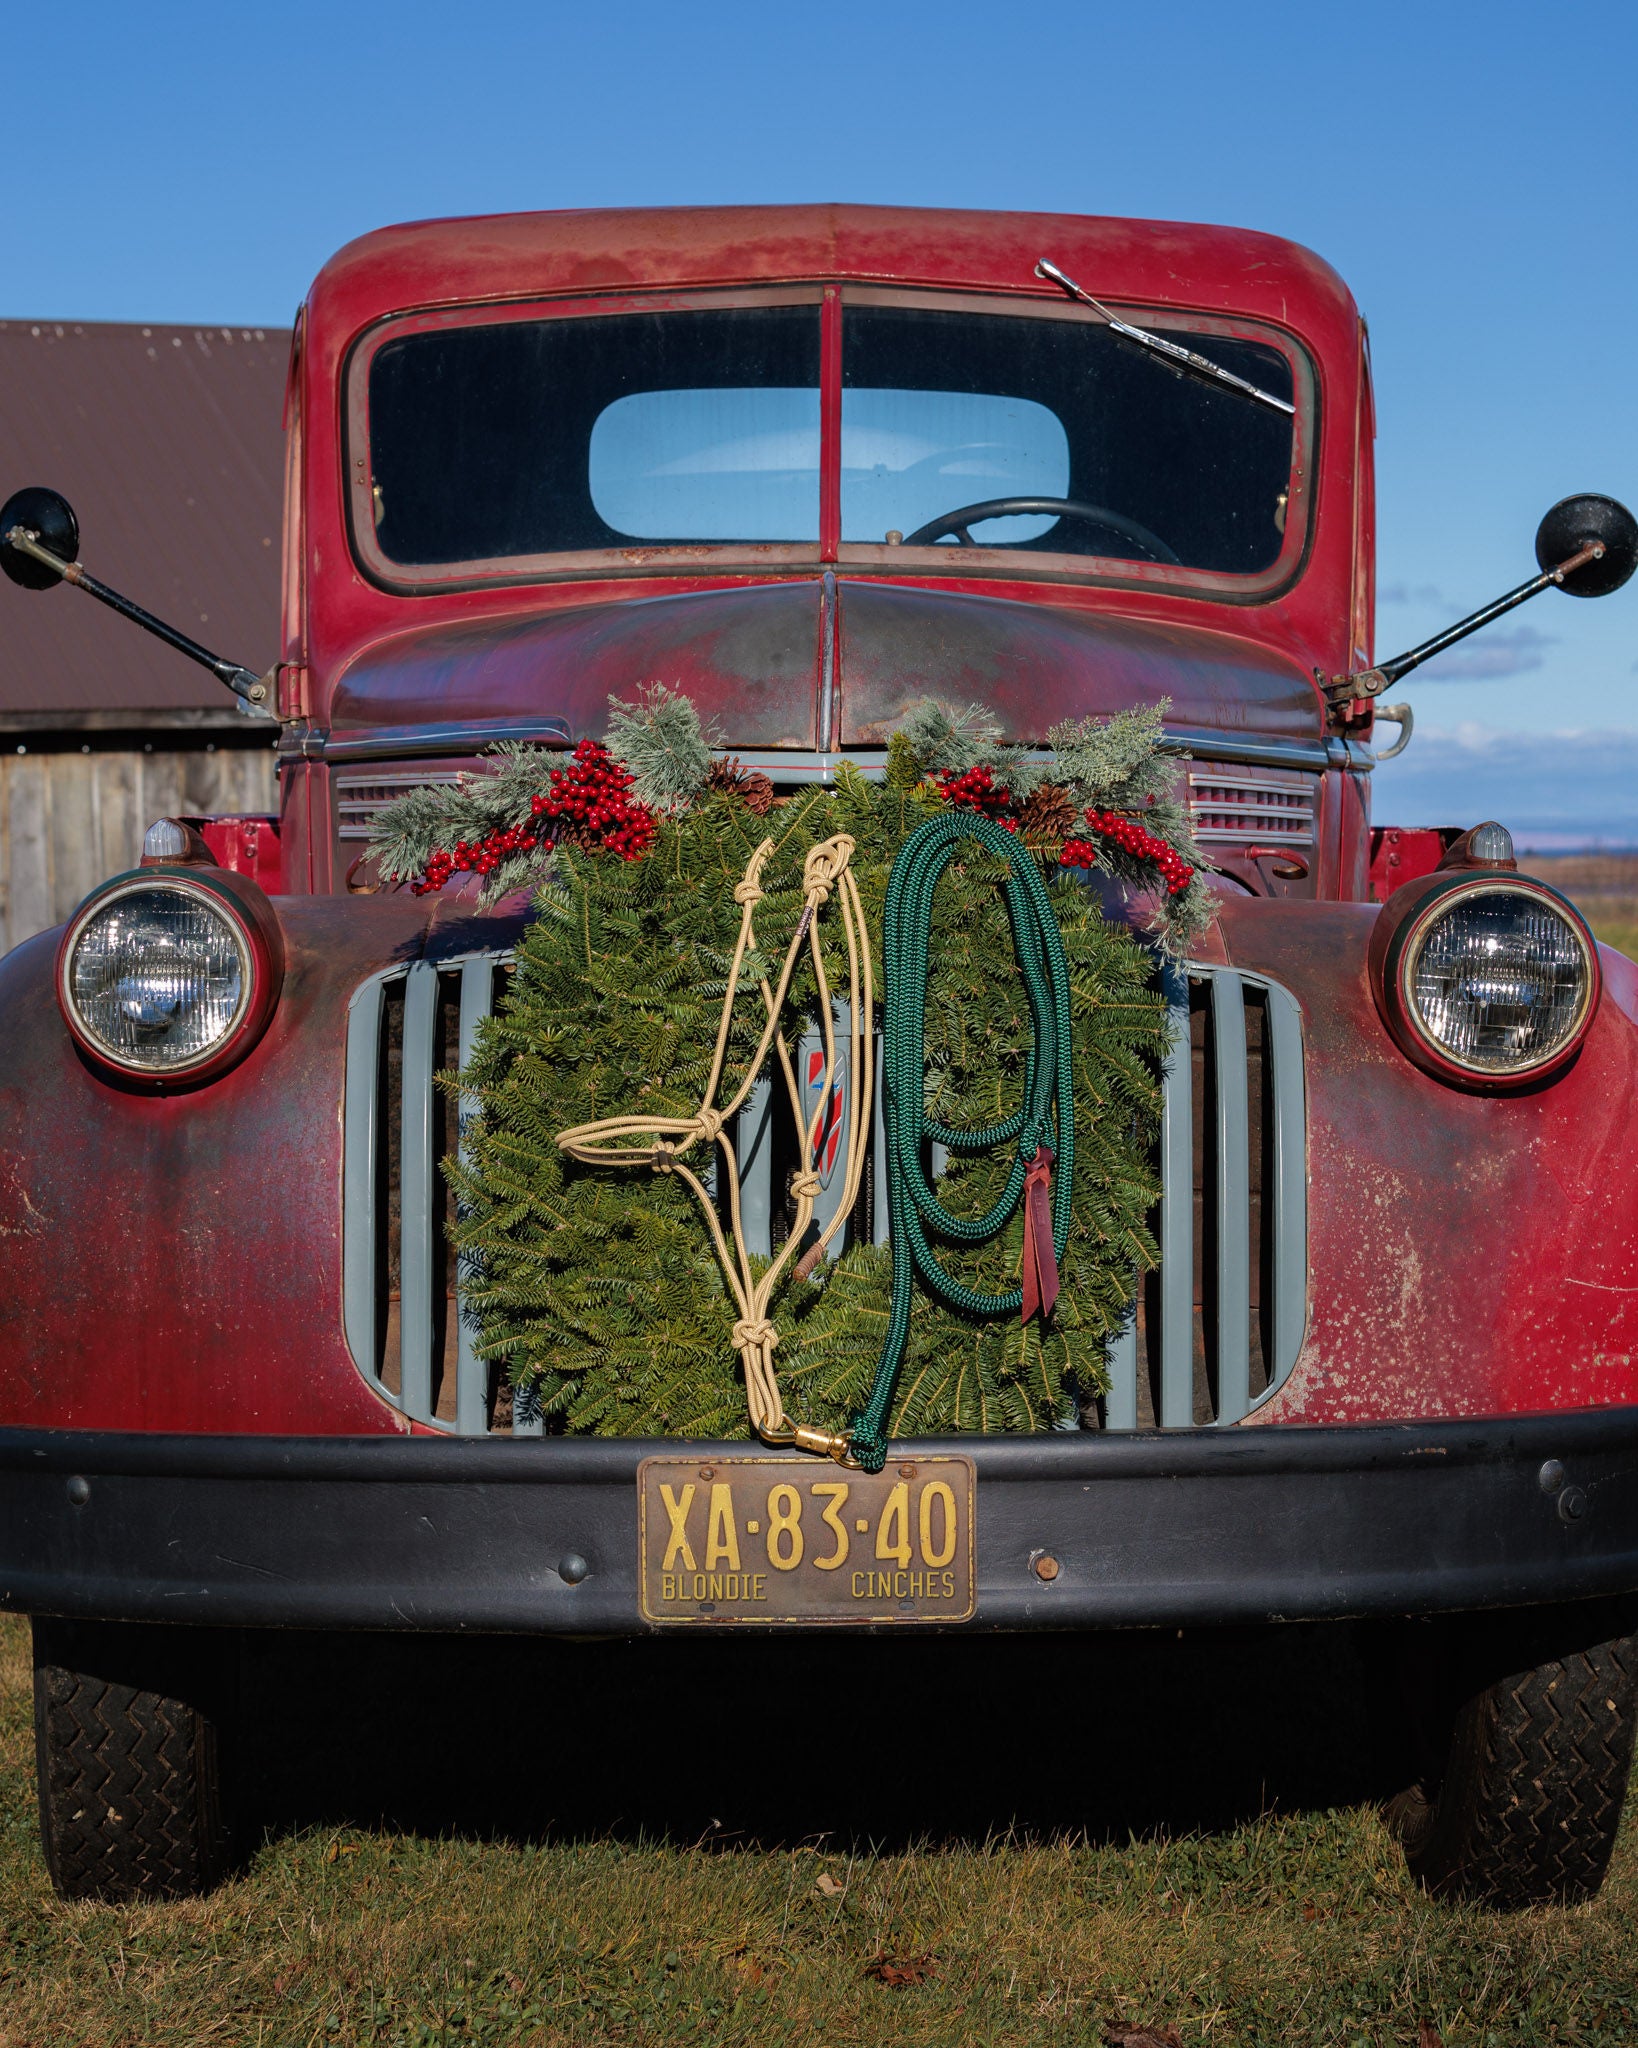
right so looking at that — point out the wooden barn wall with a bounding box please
[0,747,278,954]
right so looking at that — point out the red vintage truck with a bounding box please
[2,204,1636,1908]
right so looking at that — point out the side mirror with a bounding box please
[0,483,271,711]
[1535,493,1638,599]
[1330,491,1637,711]
[0,486,79,590]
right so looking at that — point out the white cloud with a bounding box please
[1371,724,1638,847]
[1412,623,1557,681]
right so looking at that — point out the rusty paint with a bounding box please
[0,881,1630,1437]
[0,897,443,1434]
[284,206,1362,893]
[1217,898,1638,1427]
[323,578,1321,769]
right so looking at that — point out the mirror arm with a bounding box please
[1326,540,1605,708]
[1,523,270,707]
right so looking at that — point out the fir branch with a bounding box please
[369,742,566,904]
[1047,702,1181,810]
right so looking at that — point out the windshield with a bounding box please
[841,305,1292,570]
[367,306,822,565]
[358,296,1300,580]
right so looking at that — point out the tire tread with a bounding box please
[33,1622,234,1902]
[1398,1625,1637,1908]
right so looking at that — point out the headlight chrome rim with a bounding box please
[1378,873,1600,1087]
[56,868,282,1084]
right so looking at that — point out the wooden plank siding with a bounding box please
[0,745,277,953]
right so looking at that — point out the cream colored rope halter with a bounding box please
[555,834,873,1459]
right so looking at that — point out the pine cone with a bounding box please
[1017,782,1078,842]
[705,756,776,816]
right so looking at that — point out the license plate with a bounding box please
[638,1453,975,1625]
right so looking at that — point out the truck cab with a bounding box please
[3,205,1636,1908]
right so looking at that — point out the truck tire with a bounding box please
[32,1618,239,1901]
[1385,1608,1638,1908]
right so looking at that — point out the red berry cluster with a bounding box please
[936,762,1019,832]
[412,740,656,894]
[531,739,655,860]
[1060,808,1194,896]
[413,821,542,895]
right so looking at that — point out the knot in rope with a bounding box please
[801,834,856,906]
[732,839,774,908]
[849,1417,888,1472]
[651,1140,675,1174]
[693,1107,725,1146]
[789,1170,822,1201]
[731,1317,780,1356]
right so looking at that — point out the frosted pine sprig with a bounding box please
[604,682,716,810]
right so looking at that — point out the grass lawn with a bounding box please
[2,1617,1636,2047]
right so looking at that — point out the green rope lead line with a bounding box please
[848,812,1076,1472]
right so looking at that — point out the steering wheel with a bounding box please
[901,496,1180,564]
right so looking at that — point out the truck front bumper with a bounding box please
[2,1411,1635,1635]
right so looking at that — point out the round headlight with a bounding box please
[1377,877,1599,1085]
[58,873,281,1082]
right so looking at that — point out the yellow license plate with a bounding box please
[638,1453,975,1625]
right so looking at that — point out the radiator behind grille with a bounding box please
[342,956,1307,1435]
[336,772,462,843]
[1187,768,1316,849]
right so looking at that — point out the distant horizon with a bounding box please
[1512,838,1638,856]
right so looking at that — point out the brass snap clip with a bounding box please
[790,1422,855,1465]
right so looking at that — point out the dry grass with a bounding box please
[1,1618,1636,2046]
[1519,855,1638,960]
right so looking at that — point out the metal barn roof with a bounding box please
[0,319,290,722]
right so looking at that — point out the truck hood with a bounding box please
[327,579,1323,749]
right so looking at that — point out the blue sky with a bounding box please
[4,0,1635,840]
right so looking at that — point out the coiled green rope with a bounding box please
[848,812,1075,1472]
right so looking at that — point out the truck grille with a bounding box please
[1187,768,1316,849]
[1117,965,1308,1427]
[342,956,1307,1435]
[336,773,462,842]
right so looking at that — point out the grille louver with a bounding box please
[336,773,463,843]
[1187,769,1316,848]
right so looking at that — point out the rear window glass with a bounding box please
[588,386,821,541]
[840,389,1070,545]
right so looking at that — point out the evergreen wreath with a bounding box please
[369,687,1208,1444]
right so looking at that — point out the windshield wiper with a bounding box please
[1035,258,1295,418]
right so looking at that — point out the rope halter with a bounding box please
[555,828,873,1456]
